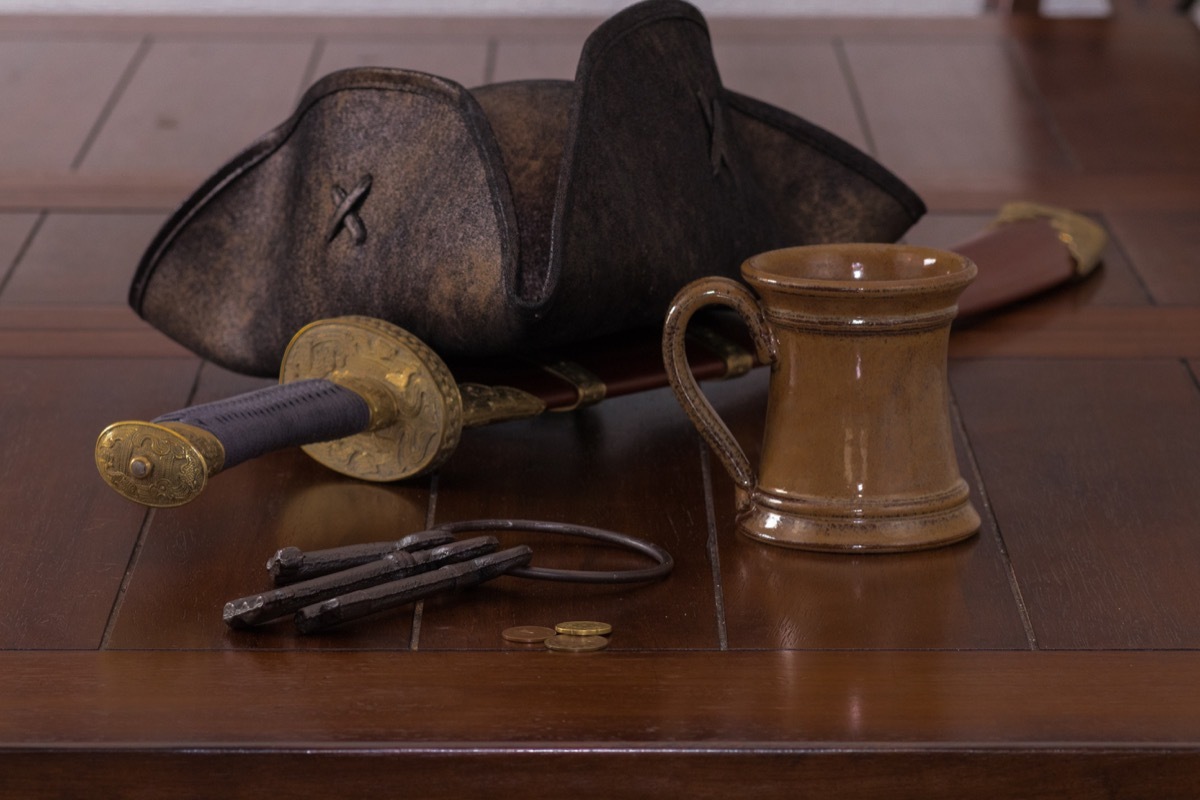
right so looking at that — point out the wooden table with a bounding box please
[1,8,1198,797]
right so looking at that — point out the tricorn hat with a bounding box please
[130,0,924,376]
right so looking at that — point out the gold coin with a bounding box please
[555,620,612,637]
[545,634,609,653]
[502,625,557,643]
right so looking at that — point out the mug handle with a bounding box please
[662,276,777,491]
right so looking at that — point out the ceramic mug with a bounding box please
[663,244,981,553]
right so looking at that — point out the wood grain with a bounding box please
[313,37,490,88]
[0,328,192,359]
[0,172,198,211]
[0,11,1197,796]
[843,39,1074,181]
[1016,16,1200,171]
[0,212,166,306]
[423,386,718,651]
[0,358,197,649]
[0,37,141,171]
[105,363,433,650]
[2,748,1197,800]
[913,171,1200,214]
[713,39,868,151]
[1104,211,1200,304]
[703,371,1031,650]
[491,38,584,82]
[0,213,40,285]
[948,307,1200,360]
[75,38,315,174]
[3,651,1200,744]
[0,14,1019,39]
[952,359,1200,649]
[0,305,145,330]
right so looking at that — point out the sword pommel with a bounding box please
[95,420,224,507]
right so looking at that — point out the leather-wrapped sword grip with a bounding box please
[155,378,371,471]
[95,378,374,508]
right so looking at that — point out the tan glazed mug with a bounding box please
[663,244,981,553]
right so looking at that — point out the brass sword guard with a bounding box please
[283,316,465,482]
[95,317,472,507]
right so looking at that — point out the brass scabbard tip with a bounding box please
[94,421,220,508]
[992,201,1108,278]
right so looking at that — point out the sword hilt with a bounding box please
[95,317,478,507]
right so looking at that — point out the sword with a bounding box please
[95,315,755,508]
[95,203,1105,509]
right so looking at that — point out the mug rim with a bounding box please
[741,243,977,295]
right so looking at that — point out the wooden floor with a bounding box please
[1,7,1199,798]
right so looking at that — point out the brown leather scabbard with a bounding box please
[449,312,757,413]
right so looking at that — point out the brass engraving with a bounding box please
[281,316,463,482]
[459,383,546,429]
[159,422,226,475]
[95,421,224,507]
[326,374,400,429]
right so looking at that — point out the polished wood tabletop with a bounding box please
[1,7,1198,798]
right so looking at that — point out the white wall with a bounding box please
[0,0,1164,17]
[0,0,992,16]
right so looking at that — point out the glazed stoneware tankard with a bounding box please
[663,244,981,553]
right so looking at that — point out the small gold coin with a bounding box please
[545,634,609,653]
[555,620,613,637]
[502,625,557,643]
